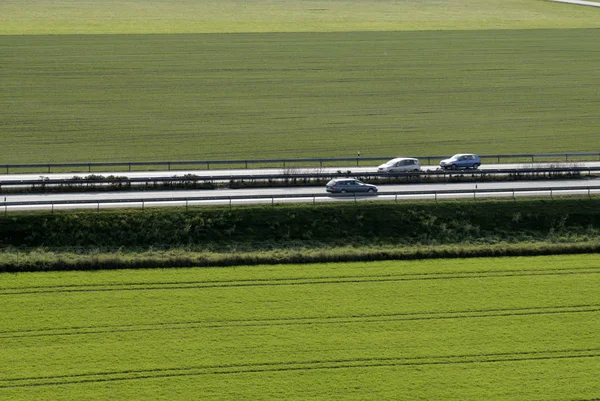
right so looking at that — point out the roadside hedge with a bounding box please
[1,198,599,248]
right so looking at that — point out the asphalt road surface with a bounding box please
[2,177,599,212]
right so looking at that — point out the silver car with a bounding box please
[378,157,420,173]
[440,154,481,170]
[326,178,378,194]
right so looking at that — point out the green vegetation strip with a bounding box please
[1,198,600,272]
[1,254,599,400]
[2,29,600,163]
[2,0,600,34]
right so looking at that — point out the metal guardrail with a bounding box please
[2,185,599,211]
[0,152,598,174]
[0,166,598,189]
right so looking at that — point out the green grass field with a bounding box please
[2,0,600,34]
[1,1,599,163]
[2,29,600,163]
[1,254,599,400]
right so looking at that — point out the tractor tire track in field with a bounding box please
[1,266,599,295]
[1,304,598,339]
[1,348,598,389]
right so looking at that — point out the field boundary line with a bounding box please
[1,304,599,339]
[1,348,599,389]
[2,266,600,295]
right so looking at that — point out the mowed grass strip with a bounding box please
[2,0,600,34]
[2,29,600,164]
[1,254,599,400]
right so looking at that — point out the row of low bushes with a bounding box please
[1,198,599,248]
[1,241,599,273]
[0,197,599,271]
[5,169,590,194]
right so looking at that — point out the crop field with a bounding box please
[2,0,600,35]
[1,1,600,163]
[2,29,600,163]
[1,254,599,400]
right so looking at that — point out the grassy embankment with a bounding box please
[1,254,599,400]
[1,197,599,272]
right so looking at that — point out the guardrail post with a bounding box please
[168,162,171,171]
[589,188,591,199]
[229,197,232,210]
[186,199,188,210]
[395,194,398,203]
[245,160,248,169]
[513,190,515,201]
[435,192,437,203]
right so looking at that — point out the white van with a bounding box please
[377,158,420,173]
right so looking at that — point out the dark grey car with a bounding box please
[326,178,378,194]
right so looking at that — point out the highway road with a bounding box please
[2,177,599,212]
[1,161,598,212]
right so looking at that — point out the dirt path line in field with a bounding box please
[552,0,600,7]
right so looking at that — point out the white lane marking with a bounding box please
[552,0,600,7]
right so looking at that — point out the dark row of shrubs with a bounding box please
[1,198,599,248]
[1,241,599,273]
[7,169,588,193]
